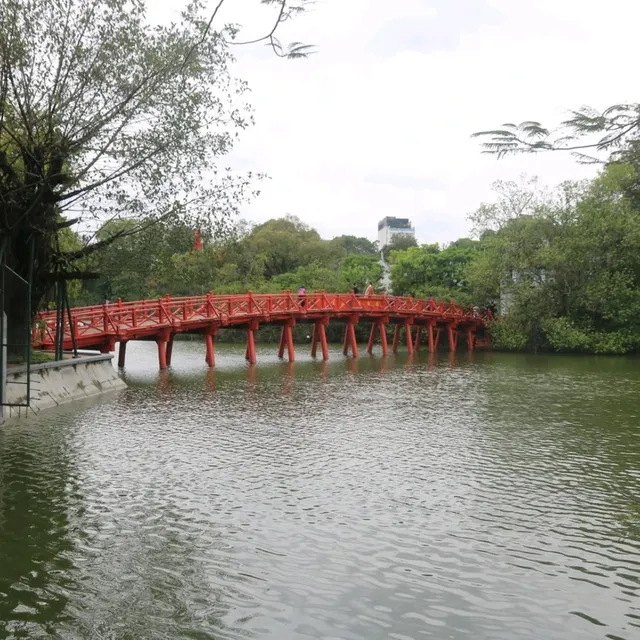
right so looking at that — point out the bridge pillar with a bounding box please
[117,340,128,368]
[404,321,414,355]
[366,319,389,356]
[245,320,258,365]
[342,318,358,358]
[366,324,376,354]
[447,324,458,352]
[205,326,217,367]
[413,326,423,352]
[278,326,286,359]
[392,325,401,354]
[165,333,175,366]
[311,318,329,360]
[278,319,295,362]
[157,339,168,370]
[466,327,475,351]
[379,321,388,356]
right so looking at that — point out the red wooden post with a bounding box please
[405,322,414,355]
[342,324,350,356]
[278,326,286,359]
[428,322,435,353]
[447,324,458,352]
[434,327,442,351]
[311,323,318,357]
[166,333,175,366]
[392,325,401,353]
[466,326,475,351]
[367,323,377,354]
[117,340,127,368]
[379,321,388,356]
[246,329,257,364]
[157,338,167,369]
[285,323,295,362]
[319,322,329,360]
[246,320,258,364]
[413,326,423,352]
[348,322,358,358]
[205,331,215,367]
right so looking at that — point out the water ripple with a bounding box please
[1,344,639,639]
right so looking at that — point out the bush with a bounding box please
[487,318,529,351]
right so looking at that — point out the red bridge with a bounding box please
[35,292,492,369]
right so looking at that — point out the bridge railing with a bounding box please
[34,291,492,347]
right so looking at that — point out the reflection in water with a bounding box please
[1,342,640,640]
[0,417,77,638]
[206,366,216,392]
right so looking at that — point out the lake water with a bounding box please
[1,342,640,639]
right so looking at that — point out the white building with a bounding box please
[377,216,415,249]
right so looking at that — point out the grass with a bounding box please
[8,350,56,366]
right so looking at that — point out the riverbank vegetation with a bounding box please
[65,155,640,354]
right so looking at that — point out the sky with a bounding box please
[163,0,638,244]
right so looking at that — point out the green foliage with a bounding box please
[70,216,384,305]
[388,241,477,303]
[339,254,383,291]
[271,262,342,292]
[329,235,378,256]
[473,104,640,163]
[486,319,529,352]
[382,234,418,261]
[465,164,640,354]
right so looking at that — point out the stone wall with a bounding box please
[3,354,126,420]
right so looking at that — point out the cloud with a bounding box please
[156,0,640,244]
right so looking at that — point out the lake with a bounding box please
[1,342,639,639]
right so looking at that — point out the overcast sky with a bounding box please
[182,0,636,244]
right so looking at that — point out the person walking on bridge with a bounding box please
[297,286,307,309]
[364,282,375,297]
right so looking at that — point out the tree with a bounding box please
[467,175,550,237]
[389,243,477,303]
[466,166,640,353]
[0,0,312,332]
[271,261,342,292]
[382,233,418,261]
[339,254,383,291]
[330,235,378,256]
[244,216,337,278]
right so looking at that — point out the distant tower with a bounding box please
[377,217,415,250]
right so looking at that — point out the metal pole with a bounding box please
[64,281,78,357]
[55,277,64,361]
[0,240,5,415]
[26,236,34,403]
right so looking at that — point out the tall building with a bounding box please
[377,216,415,249]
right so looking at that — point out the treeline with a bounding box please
[70,216,384,304]
[388,160,640,354]
[67,158,640,354]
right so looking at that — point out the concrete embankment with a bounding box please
[3,354,126,420]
